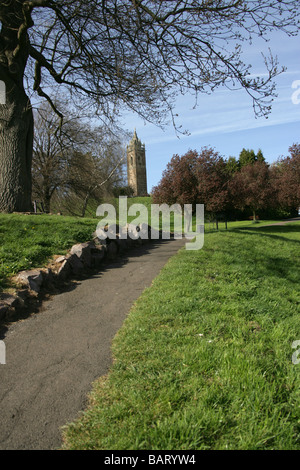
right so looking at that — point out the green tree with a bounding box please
[256,149,265,162]
[0,1,299,212]
[226,156,239,175]
[239,149,257,167]
[239,148,265,167]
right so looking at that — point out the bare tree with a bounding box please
[65,139,127,217]
[0,1,299,212]
[32,100,128,215]
[32,102,68,213]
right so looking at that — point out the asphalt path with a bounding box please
[258,217,300,227]
[0,237,186,450]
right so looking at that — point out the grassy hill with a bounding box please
[62,221,300,450]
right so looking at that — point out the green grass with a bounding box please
[0,205,283,293]
[0,198,292,292]
[112,196,153,224]
[0,197,152,291]
[0,214,97,292]
[62,222,300,450]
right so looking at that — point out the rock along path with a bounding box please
[0,237,186,450]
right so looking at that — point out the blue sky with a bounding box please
[121,31,300,193]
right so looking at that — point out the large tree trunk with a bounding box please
[0,85,33,212]
[0,12,34,213]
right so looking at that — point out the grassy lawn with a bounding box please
[0,203,281,293]
[62,221,300,450]
[0,214,97,292]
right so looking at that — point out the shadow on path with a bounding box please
[0,237,186,450]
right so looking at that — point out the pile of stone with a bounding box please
[0,223,152,324]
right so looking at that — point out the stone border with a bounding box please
[0,224,154,326]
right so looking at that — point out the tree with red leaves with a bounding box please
[229,161,275,222]
[152,147,230,223]
[272,144,300,213]
[152,151,200,207]
[195,148,229,216]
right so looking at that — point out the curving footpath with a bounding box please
[0,237,186,450]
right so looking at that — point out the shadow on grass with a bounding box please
[222,224,300,290]
[230,223,300,245]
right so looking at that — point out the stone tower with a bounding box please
[127,130,148,197]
